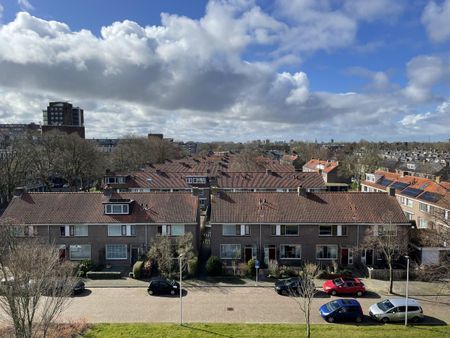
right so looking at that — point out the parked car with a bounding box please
[43,279,86,296]
[369,298,423,323]
[319,299,364,323]
[322,278,365,297]
[274,277,315,296]
[147,278,180,296]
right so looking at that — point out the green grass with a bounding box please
[83,323,449,338]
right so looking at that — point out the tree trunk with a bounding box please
[305,307,311,338]
[388,263,394,294]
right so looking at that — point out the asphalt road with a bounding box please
[62,287,450,324]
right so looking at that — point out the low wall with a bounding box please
[368,268,406,280]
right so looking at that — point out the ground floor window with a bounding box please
[279,244,301,259]
[69,244,91,260]
[220,244,241,259]
[316,245,338,260]
[106,244,128,260]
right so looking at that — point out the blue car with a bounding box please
[319,299,364,323]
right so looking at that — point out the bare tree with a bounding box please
[0,220,77,338]
[361,215,408,294]
[230,149,264,172]
[288,263,319,338]
[147,235,174,277]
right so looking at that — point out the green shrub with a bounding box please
[247,258,256,277]
[187,257,198,277]
[133,260,144,279]
[77,259,94,277]
[143,260,153,278]
[86,271,122,279]
[206,256,222,276]
[238,263,249,277]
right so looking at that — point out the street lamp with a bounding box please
[178,253,185,326]
[404,255,410,326]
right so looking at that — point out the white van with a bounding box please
[369,298,423,323]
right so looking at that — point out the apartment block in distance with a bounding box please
[42,101,85,138]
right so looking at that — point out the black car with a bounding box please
[72,280,86,295]
[275,277,303,296]
[43,279,85,296]
[147,278,180,296]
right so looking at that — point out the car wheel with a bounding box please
[331,290,337,296]
[170,290,175,295]
[355,316,363,323]
[327,317,335,323]
[148,290,154,295]
[381,317,389,323]
[282,290,289,296]
[356,291,363,297]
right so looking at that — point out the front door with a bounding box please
[341,248,349,266]
[363,249,374,266]
[131,248,139,265]
[244,247,253,263]
[264,245,276,264]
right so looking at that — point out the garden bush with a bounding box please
[132,260,144,279]
[77,259,94,277]
[187,257,198,277]
[247,258,256,277]
[206,256,222,276]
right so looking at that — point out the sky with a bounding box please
[0,0,449,142]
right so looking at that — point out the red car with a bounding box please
[323,278,365,297]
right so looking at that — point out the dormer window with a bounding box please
[186,176,207,184]
[104,204,129,215]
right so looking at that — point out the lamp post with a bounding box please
[404,255,410,326]
[178,253,184,326]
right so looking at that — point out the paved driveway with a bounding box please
[62,287,450,324]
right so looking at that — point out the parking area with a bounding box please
[62,286,450,324]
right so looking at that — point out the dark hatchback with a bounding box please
[274,277,308,296]
[147,278,180,296]
[319,299,364,323]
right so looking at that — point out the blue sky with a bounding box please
[0,0,449,142]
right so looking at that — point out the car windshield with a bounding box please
[166,279,176,286]
[326,301,340,312]
[377,299,394,312]
[333,278,343,286]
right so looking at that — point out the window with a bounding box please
[106,244,127,260]
[14,226,37,237]
[399,197,413,208]
[319,225,347,236]
[158,225,185,236]
[222,224,250,236]
[378,224,398,236]
[419,203,430,213]
[108,224,135,236]
[279,245,301,259]
[404,212,414,221]
[418,219,428,229]
[316,245,338,260]
[186,177,207,184]
[69,244,91,260]
[220,244,241,259]
[271,225,298,236]
[104,204,129,215]
[60,225,88,237]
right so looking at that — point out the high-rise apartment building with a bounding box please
[42,102,85,138]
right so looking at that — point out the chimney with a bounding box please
[388,187,396,197]
[265,169,272,176]
[435,176,441,184]
[297,186,307,197]
[14,187,25,197]
[103,185,113,198]
[156,169,161,175]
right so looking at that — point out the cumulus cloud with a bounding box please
[422,0,450,42]
[400,100,450,135]
[403,56,446,102]
[0,1,447,141]
[343,0,405,22]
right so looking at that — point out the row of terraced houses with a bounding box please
[1,152,448,270]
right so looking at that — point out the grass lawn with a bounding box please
[83,323,449,338]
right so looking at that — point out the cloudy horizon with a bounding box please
[0,0,449,142]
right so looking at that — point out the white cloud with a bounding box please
[403,56,446,102]
[0,1,447,141]
[18,0,34,11]
[399,100,450,135]
[400,112,431,127]
[343,0,404,22]
[422,0,450,43]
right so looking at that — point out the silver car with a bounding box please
[369,298,423,323]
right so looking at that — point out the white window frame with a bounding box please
[108,224,136,237]
[158,224,185,236]
[222,224,250,236]
[279,244,302,259]
[418,219,428,229]
[272,224,298,236]
[69,244,91,260]
[104,204,129,215]
[105,244,128,260]
[61,225,88,237]
[419,203,430,213]
[319,225,347,237]
[316,245,338,260]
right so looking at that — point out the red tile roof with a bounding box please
[303,159,338,174]
[1,192,198,225]
[211,192,408,224]
[216,172,325,189]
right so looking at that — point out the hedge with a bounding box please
[133,261,144,279]
[86,271,122,279]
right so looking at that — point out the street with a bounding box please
[62,286,450,324]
